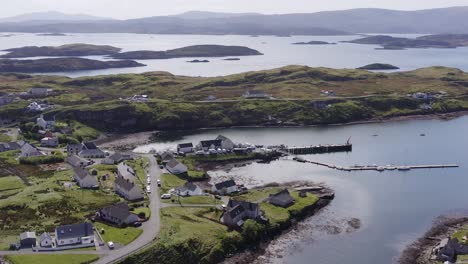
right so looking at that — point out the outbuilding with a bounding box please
[19,231,37,248]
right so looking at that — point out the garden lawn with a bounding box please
[5,254,99,264]
[170,195,222,205]
[260,191,319,225]
[235,187,281,202]
[161,173,185,193]
[94,222,142,245]
[0,176,24,192]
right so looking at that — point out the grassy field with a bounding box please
[235,187,281,202]
[5,254,99,264]
[168,195,222,205]
[0,176,25,192]
[160,173,185,194]
[260,191,319,224]
[94,222,143,246]
[0,133,11,142]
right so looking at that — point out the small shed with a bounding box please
[20,231,37,248]
[40,232,53,248]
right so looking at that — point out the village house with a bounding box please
[166,159,188,175]
[197,139,222,152]
[212,179,238,194]
[216,135,235,151]
[243,90,271,99]
[20,143,44,158]
[221,199,261,227]
[39,233,53,248]
[41,136,59,147]
[175,182,204,197]
[412,92,429,100]
[177,143,194,154]
[206,95,217,101]
[0,141,22,153]
[67,142,105,159]
[36,114,56,130]
[268,189,296,208]
[55,222,94,247]
[98,202,139,226]
[102,152,134,165]
[73,167,98,189]
[160,151,175,163]
[67,154,90,168]
[114,175,144,201]
[29,87,50,97]
[117,162,136,179]
[321,90,336,97]
[434,237,468,263]
[19,231,37,248]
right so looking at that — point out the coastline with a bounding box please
[399,217,468,264]
[97,110,468,150]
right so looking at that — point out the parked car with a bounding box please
[146,186,151,193]
[146,174,150,178]
[157,179,161,187]
[107,241,115,249]
[146,178,151,184]
[159,165,164,169]
[133,222,142,227]
[161,193,171,199]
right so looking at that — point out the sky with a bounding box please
[1,0,468,19]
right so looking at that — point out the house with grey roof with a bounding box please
[212,179,238,194]
[39,232,53,248]
[0,142,22,153]
[19,231,37,248]
[117,162,136,180]
[20,143,44,158]
[114,175,144,201]
[36,114,56,130]
[243,90,271,99]
[268,189,295,208]
[216,135,235,151]
[160,151,175,163]
[175,182,203,197]
[197,139,222,151]
[102,152,134,165]
[177,143,193,154]
[55,222,94,247]
[166,159,188,175]
[98,202,139,226]
[29,87,49,97]
[73,167,98,189]
[221,199,260,227]
[67,154,90,168]
[67,142,105,159]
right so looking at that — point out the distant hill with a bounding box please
[1,7,468,35]
[0,11,114,23]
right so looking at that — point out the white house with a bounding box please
[114,175,144,201]
[117,162,136,180]
[73,167,98,189]
[39,233,53,248]
[243,90,271,99]
[29,87,49,97]
[175,182,204,197]
[55,223,94,247]
[177,143,193,154]
[67,142,105,159]
[36,114,56,130]
[41,136,59,147]
[166,159,188,175]
[212,179,238,194]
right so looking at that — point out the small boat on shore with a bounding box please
[398,166,411,171]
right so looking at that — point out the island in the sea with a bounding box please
[0,57,145,73]
[223,58,241,61]
[0,43,121,58]
[187,59,209,63]
[346,34,468,50]
[110,45,263,60]
[357,63,400,70]
[36,33,68,36]
[292,41,337,45]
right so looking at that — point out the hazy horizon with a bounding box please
[1,0,468,19]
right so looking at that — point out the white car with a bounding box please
[161,193,171,199]
[146,174,150,178]
[107,241,115,249]
[146,178,151,184]
[146,186,151,193]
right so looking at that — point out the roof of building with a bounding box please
[228,204,245,219]
[68,143,83,150]
[214,179,236,190]
[161,151,174,161]
[176,182,200,193]
[268,189,295,207]
[20,231,36,240]
[39,232,52,242]
[115,175,138,192]
[106,152,133,163]
[200,139,222,148]
[56,222,93,240]
[0,142,21,152]
[74,167,91,181]
[227,199,259,213]
[21,143,42,156]
[166,159,182,169]
[67,154,87,167]
[117,162,135,179]
[83,142,98,150]
[177,143,193,148]
[100,203,133,222]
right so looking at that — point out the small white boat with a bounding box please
[398,166,411,171]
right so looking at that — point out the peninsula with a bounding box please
[357,63,400,70]
[110,45,263,60]
[0,43,121,58]
[292,41,336,45]
[0,57,145,73]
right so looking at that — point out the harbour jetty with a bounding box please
[293,157,459,172]
[281,143,352,155]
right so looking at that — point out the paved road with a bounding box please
[94,155,162,264]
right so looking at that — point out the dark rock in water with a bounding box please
[224,58,240,61]
[111,45,263,60]
[345,34,468,49]
[36,33,68,36]
[292,41,336,45]
[357,63,400,70]
[0,57,145,73]
[187,59,209,63]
